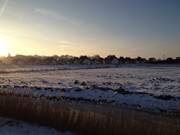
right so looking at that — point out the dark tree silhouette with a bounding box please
[0,55,179,65]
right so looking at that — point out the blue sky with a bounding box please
[0,0,180,58]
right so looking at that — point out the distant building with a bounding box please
[8,53,11,57]
[176,57,180,63]
[111,58,119,65]
[82,59,91,65]
[105,55,119,65]
[149,57,156,62]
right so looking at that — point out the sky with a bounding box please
[0,0,180,58]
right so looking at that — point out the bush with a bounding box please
[113,87,131,95]
[154,95,175,100]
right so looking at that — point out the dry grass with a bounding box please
[0,94,179,135]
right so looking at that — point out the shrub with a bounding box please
[113,87,131,95]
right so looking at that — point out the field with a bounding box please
[0,65,180,135]
[0,117,73,135]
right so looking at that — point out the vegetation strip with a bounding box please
[0,94,180,135]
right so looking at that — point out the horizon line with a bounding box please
[0,54,179,60]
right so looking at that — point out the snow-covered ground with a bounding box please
[0,117,74,135]
[0,65,180,113]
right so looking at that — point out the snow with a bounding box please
[0,117,74,135]
[0,65,180,113]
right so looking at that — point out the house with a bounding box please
[105,55,119,65]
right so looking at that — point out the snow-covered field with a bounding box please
[0,117,74,135]
[0,65,180,113]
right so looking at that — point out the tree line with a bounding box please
[0,55,179,65]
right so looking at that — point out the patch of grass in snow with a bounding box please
[113,87,131,95]
[74,80,87,86]
[80,81,87,86]
[74,87,82,92]
[0,94,180,135]
[154,95,175,100]
[74,80,80,85]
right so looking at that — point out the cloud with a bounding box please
[58,40,74,45]
[0,0,8,17]
[34,8,79,26]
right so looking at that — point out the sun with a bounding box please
[0,38,9,56]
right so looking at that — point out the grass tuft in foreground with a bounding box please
[0,94,179,135]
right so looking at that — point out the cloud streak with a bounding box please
[34,8,80,26]
[0,0,8,17]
